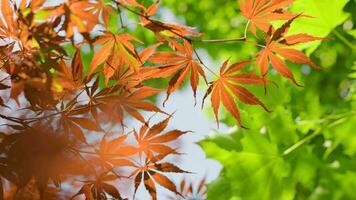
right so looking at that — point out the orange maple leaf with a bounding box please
[203,60,269,128]
[134,116,189,158]
[239,0,296,35]
[88,32,143,82]
[98,134,137,169]
[97,86,165,126]
[130,154,187,200]
[148,39,207,105]
[255,17,328,85]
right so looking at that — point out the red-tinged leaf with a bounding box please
[268,52,301,85]
[135,116,188,158]
[134,172,142,195]
[271,14,301,42]
[68,122,87,143]
[203,60,268,127]
[132,156,187,199]
[0,96,7,107]
[119,0,146,10]
[223,60,252,75]
[256,50,269,77]
[0,83,10,90]
[107,134,129,149]
[71,49,84,82]
[148,144,177,155]
[148,40,206,104]
[226,83,269,112]
[89,40,115,75]
[239,0,296,35]
[126,101,164,113]
[149,130,189,143]
[145,116,171,139]
[90,32,142,81]
[10,82,24,106]
[126,107,146,123]
[163,66,190,105]
[149,53,186,64]
[112,146,138,156]
[139,43,162,63]
[150,171,181,196]
[141,18,202,38]
[144,172,157,200]
[129,86,161,100]
[190,62,206,100]
[272,47,320,69]
[70,117,102,131]
[72,184,94,200]
[110,159,136,167]
[146,1,160,17]
[197,177,206,195]
[154,163,187,173]
[220,85,243,126]
[255,17,323,84]
[1,0,14,31]
[99,86,165,126]
[101,174,119,182]
[229,73,266,85]
[102,183,121,199]
[282,34,330,45]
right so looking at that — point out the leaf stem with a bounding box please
[332,30,356,50]
[193,48,218,77]
[200,37,246,43]
[283,111,356,156]
[244,20,250,38]
[118,7,125,28]
[282,128,321,156]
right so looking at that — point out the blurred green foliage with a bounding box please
[162,0,356,199]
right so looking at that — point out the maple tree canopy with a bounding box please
[0,0,345,199]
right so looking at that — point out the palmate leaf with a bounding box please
[43,0,112,38]
[256,16,327,85]
[72,172,124,200]
[57,98,102,143]
[98,133,137,169]
[0,0,15,36]
[288,0,350,53]
[84,82,164,127]
[88,31,143,82]
[148,39,207,105]
[131,154,188,200]
[201,132,292,200]
[134,116,189,158]
[120,0,202,38]
[203,60,269,128]
[99,86,165,126]
[53,50,85,96]
[167,177,207,200]
[239,0,296,35]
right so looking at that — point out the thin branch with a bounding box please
[244,20,250,38]
[200,37,246,43]
[332,30,356,50]
[193,48,218,77]
[282,111,356,156]
[118,7,125,28]
[282,128,321,156]
[0,114,27,125]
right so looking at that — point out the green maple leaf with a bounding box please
[288,0,350,53]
